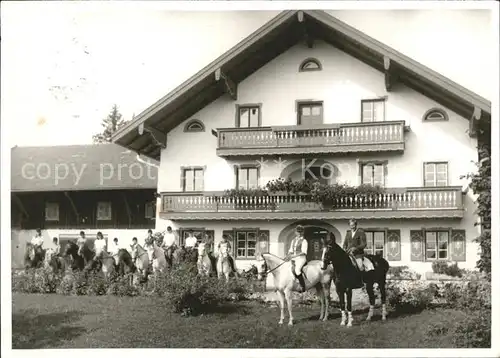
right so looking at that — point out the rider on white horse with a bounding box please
[77,231,86,255]
[343,219,374,272]
[94,232,107,255]
[162,226,177,258]
[218,234,237,274]
[287,225,308,293]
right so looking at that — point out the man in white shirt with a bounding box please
[287,225,308,292]
[76,231,87,256]
[162,226,177,265]
[109,237,120,265]
[94,232,107,257]
[31,229,44,248]
[185,230,198,250]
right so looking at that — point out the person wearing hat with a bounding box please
[287,224,308,292]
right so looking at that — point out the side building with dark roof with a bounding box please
[11,143,159,268]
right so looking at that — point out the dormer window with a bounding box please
[423,108,448,122]
[299,58,322,72]
[184,119,205,132]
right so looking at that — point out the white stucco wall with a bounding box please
[155,39,481,272]
[157,41,477,193]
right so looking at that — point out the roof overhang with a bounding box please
[112,10,491,161]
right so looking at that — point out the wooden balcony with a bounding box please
[160,186,464,220]
[216,121,407,157]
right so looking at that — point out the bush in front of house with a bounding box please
[431,261,464,278]
[12,268,62,294]
[386,280,435,314]
[387,265,422,280]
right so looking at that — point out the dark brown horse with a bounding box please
[321,234,389,326]
[63,241,85,271]
[116,249,136,276]
[24,243,45,269]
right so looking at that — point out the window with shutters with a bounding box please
[236,166,259,190]
[361,163,385,187]
[364,231,385,257]
[96,201,112,221]
[425,230,449,260]
[181,167,204,192]
[236,105,261,128]
[361,99,386,122]
[145,201,156,219]
[45,202,60,221]
[423,162,448,187]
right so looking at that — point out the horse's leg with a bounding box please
[338,286,347,326]
[379,278,387,320]
[276,290,286,325]
[365,281,376,321]
[284,288,294,326]
[323,281,331,322]
[346,288,354,327]
[316,284,325,321]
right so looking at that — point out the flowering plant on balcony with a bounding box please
[223,188,269,198]
[265,178,384,208]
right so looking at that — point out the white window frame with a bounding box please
[423,162,448,187]
[361,99,386,122]
[235,229,258,259]
[425,230,450,261]
[45,202,60,221]
[96,201,112,221]
[364,230,386,257]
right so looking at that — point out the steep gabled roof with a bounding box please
[112,10,491,161]
[11,144,159,192]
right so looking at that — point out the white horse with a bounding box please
[216,250,232,281]
[130,244,150,283]
[255,253,334,326]
[145,241,167,273]
[197,242,214,277]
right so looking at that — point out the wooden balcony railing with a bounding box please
[216,121,406,156]
[161,187,463,214]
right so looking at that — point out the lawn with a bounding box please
[12,293,464,349]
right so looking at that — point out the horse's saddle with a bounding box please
[348,254,374,272]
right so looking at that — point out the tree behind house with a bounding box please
[92,105,128,144]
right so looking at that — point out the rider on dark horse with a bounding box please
[287,225,308,293]
[52,237,61,256]
[218,234,238,275]
[162,226,177,266]
[343,219,374,279]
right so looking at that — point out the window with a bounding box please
[45,202,59,221]
[236,167,259,190]
[96,202,112,221]
[237,105,261,128]
[365,231,385,257]
[361,99,385,122]
[182,167,204,192]
[361,163,385,186]
[180,228,214,250]
[423,108,448,122]
[425,230,449,260]
[297,101,323,125]
[184,119,205,132]
[299,58,322,72]
[145,201,156,219]
[423,162,448,187]
[236,230,257,259]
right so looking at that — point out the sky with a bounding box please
[1,3,496,148]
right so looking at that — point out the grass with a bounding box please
[12,293,465,349]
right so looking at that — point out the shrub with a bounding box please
[442,279,491,311]
[386,280,434,313]
[432,261,464,278]
[154,264,250,316]
[12,268,62,294]
[107,274,140,296]
[387,266,421,280]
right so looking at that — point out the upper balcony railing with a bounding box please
[160,186,464,220]
[216,120,407,157]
